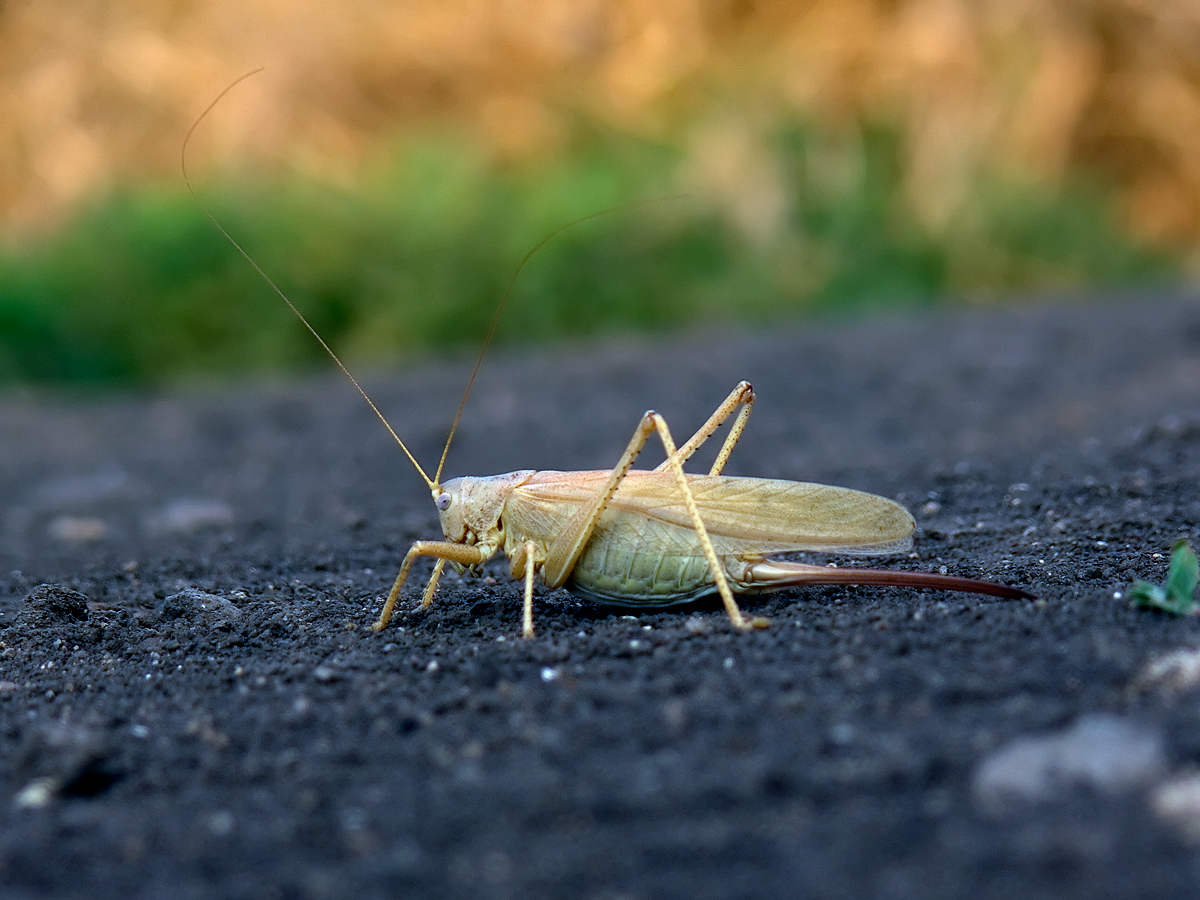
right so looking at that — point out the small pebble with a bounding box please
[1151,774,1200,843]
[972,714,1166,813]
[146,499,234,534]
[47,516,107,543]
[1136,647,1200,694]
[14,777,57,809]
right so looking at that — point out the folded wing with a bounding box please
[513,470,914,557]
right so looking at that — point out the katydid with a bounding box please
[184,73,1034,639]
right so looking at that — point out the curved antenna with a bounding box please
[432,195,683,487]
[183,70,434,490]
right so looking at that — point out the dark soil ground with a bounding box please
[3,292,1200,900]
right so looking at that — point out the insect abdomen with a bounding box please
[565,515,718,608]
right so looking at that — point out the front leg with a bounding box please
[521,541,537,639]
[372,540,492,632]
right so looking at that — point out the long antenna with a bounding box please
[431,196,683,487]
[182,70,434,489]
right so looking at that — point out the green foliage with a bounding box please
[0,121,1177,384]
[1130,540,1200,616]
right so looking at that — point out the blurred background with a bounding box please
[0,0,1196,383]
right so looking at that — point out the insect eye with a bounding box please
[435,492,452,511]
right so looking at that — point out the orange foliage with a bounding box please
[3,0,1200,245]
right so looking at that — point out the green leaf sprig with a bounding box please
[1131,539,1200,616]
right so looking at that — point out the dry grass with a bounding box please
[4,0,1200,252]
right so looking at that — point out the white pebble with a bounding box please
[972,714,1166,813]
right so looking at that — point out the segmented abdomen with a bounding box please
[565,513,718,607]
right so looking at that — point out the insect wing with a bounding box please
[514,471,914,556]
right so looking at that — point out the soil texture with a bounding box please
[3,293,1200,899]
